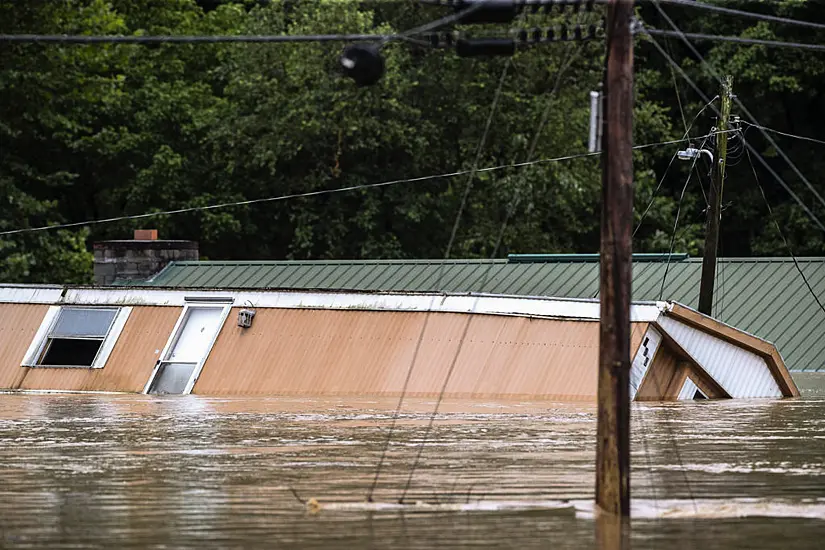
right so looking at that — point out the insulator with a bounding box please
[456,37,516,57]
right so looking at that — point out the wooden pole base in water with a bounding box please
[596,514,631,550]
[596,0,634,518]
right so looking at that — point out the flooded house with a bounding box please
[0,232,811,400]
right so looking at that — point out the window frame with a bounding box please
[22,305,132,369]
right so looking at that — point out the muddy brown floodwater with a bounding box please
[1,374,824,549]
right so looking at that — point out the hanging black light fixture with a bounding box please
[340,44,385,86]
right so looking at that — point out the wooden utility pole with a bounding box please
[698,76,733,316]
[596,0,634,518]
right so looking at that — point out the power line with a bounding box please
[6,0,825,46]
[658,0,825,33]
[642,8,825,233]
[0,1,492,46]
[391,0,493,42]
[643,27,825,53]
[744,143,825,320]
[367,5,512,502]
[442,57,513,261]
[0,138,697,237]
[659,133,709,301]
[0,26,603,47]
[0,33,393,44]
[633,95,718,238]
[650,1,825,213]
[740,121,825,147]
[397,4,543,504]
[416,40,588,504]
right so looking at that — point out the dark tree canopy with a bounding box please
[1,0,823,284]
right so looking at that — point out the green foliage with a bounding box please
[637,0,825,256]
[1,0,823,285]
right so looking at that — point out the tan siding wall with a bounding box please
[0,304,49,389]
[194,308,651,401]
[19,306,181,392]
[637,341,728,401]
[636,344,683,401]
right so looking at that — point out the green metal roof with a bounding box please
[144,256,825,372]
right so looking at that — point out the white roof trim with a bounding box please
[0,285,666,322]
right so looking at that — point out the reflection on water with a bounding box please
[0,374,823,549]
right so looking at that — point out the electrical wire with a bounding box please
[365,306,434,502]
[393,7,598,501]
[665,36,689,134]
[714,235,724,318]
[0,151,703,242]
[398,3,533,503]
[633,96,718,239]
[658,133,709,301]
[0,1,494,46]
[649,2,825,216]
[0,33,393,44]
[9,0,824,47]
[442,61,512,261]
[740,121,825,147]
[643,27,825,53]
[744,144,825,318]
[369,3,512,500]
[433,41,587,503]
[693,153,710,208]
[640,21,825,234]
[658,0,825,33]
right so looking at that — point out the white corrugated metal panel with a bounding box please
[657,316,782,398]
[677,377,699,400]
[630,326,662,400]
[0,286,63,305]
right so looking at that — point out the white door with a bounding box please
[146,305,228,395]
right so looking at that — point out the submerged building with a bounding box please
[0,232,814,400]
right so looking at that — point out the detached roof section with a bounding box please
[145,255,825,372]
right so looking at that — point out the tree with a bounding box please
[3,0,822,286]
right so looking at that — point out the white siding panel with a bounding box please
[630,327,662,401]
[677,378,699,400]
[657,316,782,398]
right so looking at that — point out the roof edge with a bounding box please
[0,285,665,323]
[664,303,800,397]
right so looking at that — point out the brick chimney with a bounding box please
[93,230,198,285]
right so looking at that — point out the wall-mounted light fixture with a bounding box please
[238,309,256,329]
